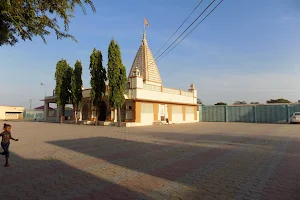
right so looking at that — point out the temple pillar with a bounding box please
[75,103,82,121]
[43,101,49,121]
[78,103,83,121]
[110,109,117,122]
[56,106,60,122]
[115,109,118,122]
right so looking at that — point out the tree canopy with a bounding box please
[233,101,247,105]
[266,98,291,104]
[55,59,72,117]
[89,48,107,107]
[0,0,95,46]
[197,98,202,104]
[215,102,227,106]
[107,39,127,123]
[71,60,83,110]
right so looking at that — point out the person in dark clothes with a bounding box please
[0,123,18,167]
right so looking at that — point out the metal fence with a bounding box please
[200,104,300,123]
[23,110,44,120]
[23,110,73,120]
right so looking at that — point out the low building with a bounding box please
[0,106,24,120]
[34,106,54,110]
[34,105,55,117]
[43,31,199,126]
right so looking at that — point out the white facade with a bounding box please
[124,30,199,126]
[171,105,183,123]
[126,84,197,105]
[141,103,154,123]
[0,106,24,120]
[185,106,195,121]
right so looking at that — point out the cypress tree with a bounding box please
[55,59,72,123]
[71,60,83,124]
[89,48,107,125]
[107,39,127,125]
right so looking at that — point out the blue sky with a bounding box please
[0,0,299,108]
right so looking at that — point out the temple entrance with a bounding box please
[121,109,126,122]
[98,101,107,121]
[82,104,89,120]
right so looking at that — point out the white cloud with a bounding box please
[278,15,295,22]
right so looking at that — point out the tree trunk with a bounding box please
[117,107,121,127]
[72,105,76,124]
[60,106,63,124]
[93,106,97,126]
[60,105,66,124]
[75,104,78,125]
[95,109,98,126]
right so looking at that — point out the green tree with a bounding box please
[71,60,83,124]
[233,101,247,105]
[215,102,227,106]
[0,0,95,46]
[89,48,107,125]
[55,59,72,123]
[107,39,127,126]
[197,98,202,105]
[266,98,291,104]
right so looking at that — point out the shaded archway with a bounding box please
[82,104,89,120]
[98,101,108,121]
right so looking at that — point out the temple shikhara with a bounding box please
[43,31,199,126]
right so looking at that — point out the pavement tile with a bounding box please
[2,122,300,200]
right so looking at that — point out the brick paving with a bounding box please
[0,122,299,200]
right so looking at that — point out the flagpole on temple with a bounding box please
[143,17,146,37]
[143,17,149,37]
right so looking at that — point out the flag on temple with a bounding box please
[144,18,149,27]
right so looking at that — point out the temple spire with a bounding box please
[142,29,147,46]
[128,21,162,86]
[143,29,146,41]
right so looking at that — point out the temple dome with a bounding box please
[128,31,162,86]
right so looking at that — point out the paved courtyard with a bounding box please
[0,121,299,200]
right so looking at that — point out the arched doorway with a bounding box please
[98,101,108,121]
[82,104,89,120]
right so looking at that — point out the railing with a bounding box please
[181,91,193,97]
[162,87,180,95]
[143,84,161,92]
[142,84,193,97]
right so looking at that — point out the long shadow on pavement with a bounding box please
[0,152,149,200]
[47,133,300,199]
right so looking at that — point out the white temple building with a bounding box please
[43,31,199,126]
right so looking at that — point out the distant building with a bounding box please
[34,105,55,117]
[0,106,24,120]
[34,106,54,110]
